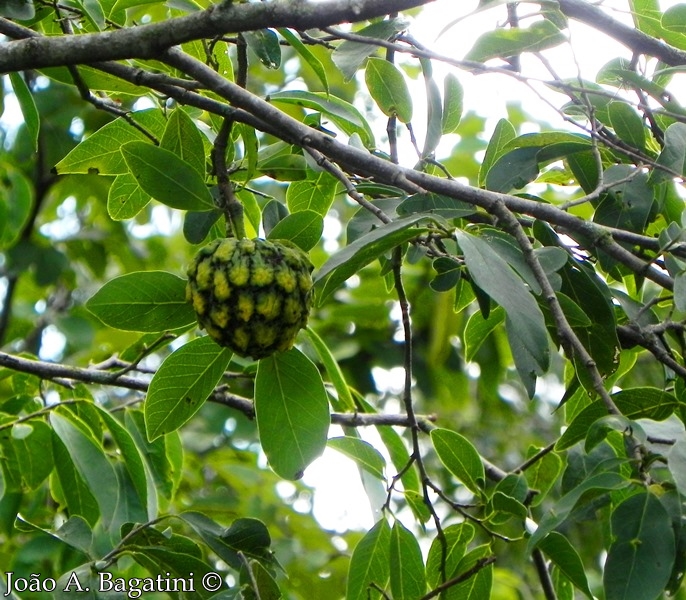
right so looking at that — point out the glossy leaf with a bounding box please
[315,215,430,304]
[244,29,281,69]
[479,118,516,188]
[604,491,675,600]
[9,72,38,151]
[278,28,329,94]
[54,109,166,175]
[445,545,493,599]
[466,19,566,62]
[145,336,232,441]
[332,18,409,80]
[86,271,196,332]
[426,522,474,588]
[255,348,330,480]
[160,107,206,176]
[365,58,412,123]
[346,519,391,600]
[608,101,646,151]
[328,436,386,480]
[457,230,549,373]
[390,521,426,600]
[266,209,323,251]
[431,428,485,494]
[442,73,464,134]
[538,532,593,599]
[121,141,215,211]
[286,171,339,215]
[107,172,151,220]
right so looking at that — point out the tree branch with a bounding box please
[0,0,434,72]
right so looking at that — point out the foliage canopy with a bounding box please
[3,0,686,598]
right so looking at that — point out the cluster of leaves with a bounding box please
[4,0,686,598]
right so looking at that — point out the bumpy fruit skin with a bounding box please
[186,237,314,359]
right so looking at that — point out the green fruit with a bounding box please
[186,237,314,359]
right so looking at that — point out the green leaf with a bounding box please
[557,387,677,450]
[390,521,426,600]
[445,545,493,599]
[662,4,686,33]
[523,445,563,506]
[54,109,166,175]
[86,271,196,332]
[431,428,485,494]
[107,172,151,220]
[267,209,323,251]
[315,215,429,304]
[396,192,474,219]
[0,0,34,19]
[258,153,308,181]
[0,166,33,250]
[50,412,119,533]
[466,19,566,62]
[479,118,516,188]
[255,348,330,480]
[651,122,686,185]
[538,532,594,599]
[528,471,631,552]
[464,305,505,362]
[426,522,474,588]
[278,28,329,94]
[303,327,356,411]
[286,171,339,215]
[346,519,391,600]
[9,72,39,152]
[144,336,232,441]
[332,18,409,80]
[442,73,464,134]
[11,420,53,490]
[270,90,375,148]
[121,141,215,211]
[365,58,413,123]
[603,491,675,600]
[608,101,646,151]
[421,59,443,157]
[430,257,462,292]
[160,107,206,176]
[457,230,549,372]
[328,436,386,480]
[244,29,281,69]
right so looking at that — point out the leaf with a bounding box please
[421,59,443,157]
[86,271,196,332]
[430,257,462,292]
[258,153,308,181]
[651,122,686,185]
[426,523,474,588]
[479,118,516,188]
[160,107,206,176]
[603,491,675,600]
[431,428,485,494]
[528,471,631,552]
[442,73,464,134]
[396,192,474,219]
[267,209,323,251]
[0,0,34,19]
[466,19,566,62]
[244,29,281,69]
[121,141,215,211]
[346,519,391,600]
[11,420,53,490]
[270,90,375,148]
[557,387,678,450]
[50,412,119,533]
[332,18,409,80]
[9,72,38,152]
[303,327,355,411]
[278,28,329,94]
[107,172,151,220]
[390,521,426,600]
[464,305,505,361]
[365,58,413,123]
[0,166,33,250]
[315,215,430,304]
[255,348,330,480]
[144,336,232,441]
[662,4,686,33]
[328,436,386,480]
[457,230,549,372]
[286,171,339,215]
[54,109,166,175]
[445,545,493,599]
[608,101,646,151]
[538,532,594,599]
